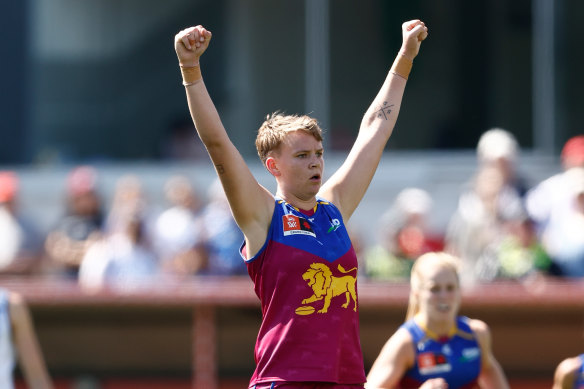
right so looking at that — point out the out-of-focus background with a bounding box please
[1,1,583,388]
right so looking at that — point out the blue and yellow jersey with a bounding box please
[400,316,481,389]
[575,354,584,389]
[243,197,365,386]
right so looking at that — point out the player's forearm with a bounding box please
[359,20,426,142]
[361,69,407,138]
[360,50,411,143]
[183,77,229,149]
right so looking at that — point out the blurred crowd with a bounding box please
[0,167,247,292]
[1,130,584,289]
[364,130,584,285]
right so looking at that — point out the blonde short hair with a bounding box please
[255,112,323,164]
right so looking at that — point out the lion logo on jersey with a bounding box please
[298,263,357,314]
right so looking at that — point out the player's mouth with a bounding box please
[310,174,321,182]
[437,303,451,312]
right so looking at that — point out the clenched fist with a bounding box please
[174,25,212,67]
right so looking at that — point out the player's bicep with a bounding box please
[206,142,274,254]
[207,142,270,217]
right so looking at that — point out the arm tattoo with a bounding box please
[373,102,394,121]
[215,164,225,174]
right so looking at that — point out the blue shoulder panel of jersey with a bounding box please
[271,198,352,263]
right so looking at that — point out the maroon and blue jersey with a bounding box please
[399,317,481,389]
[243,197,365,387]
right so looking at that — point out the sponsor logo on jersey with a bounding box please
[418,352,452,375]
[283,214,316,237]
[327,218,341,233]
[460,347,480,362]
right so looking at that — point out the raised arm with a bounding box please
[320,20,428,221]
[9,292,54,389]
[174,26,274,257]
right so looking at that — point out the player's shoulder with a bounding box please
[382,326,416,365]
[387,325,416,354]
[466,317,489,333]
[556,355,582,376]
[465,317,492,346]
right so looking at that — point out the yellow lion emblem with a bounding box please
[300,263,358,314]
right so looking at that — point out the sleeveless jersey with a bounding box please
[0,289,15,389]
[399,317,481,389]
[244,198,365,386]
[575,354,584,389]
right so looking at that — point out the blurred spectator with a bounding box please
[526,135,584,277]
[476,127,529,197]
[152,175,207,277]
[529,167,584,277]
[445,165,523,284]
[0,171,43,275]
[78,210,160,292]
[200,179,246,275]
[496,208,552,280]
[365,188,443,280]
[445,129,527,285]
[44,166,104,278]
[0,288,54,388]
[105,174,150,236]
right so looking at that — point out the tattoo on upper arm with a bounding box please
[373,102,394,120]
[215,164,225,174]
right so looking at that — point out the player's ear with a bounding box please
[266,157,281,177]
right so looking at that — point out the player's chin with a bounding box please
[304,184,321,198]
[309,181,321,193]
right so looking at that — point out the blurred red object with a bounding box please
[562,135,584,167]
[0,171,18,203]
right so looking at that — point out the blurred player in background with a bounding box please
[366,252,509,389]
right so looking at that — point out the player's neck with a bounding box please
[277,191,317,212]
[415,314,455,338]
